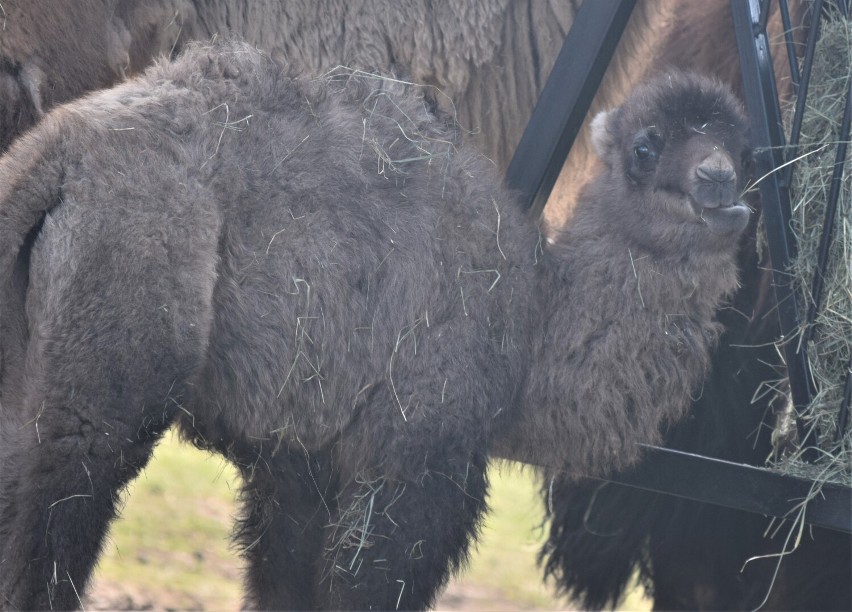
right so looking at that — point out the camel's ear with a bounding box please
[590,109,614,158]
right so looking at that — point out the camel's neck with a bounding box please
[492,203,738,474]
[546,200,739,318]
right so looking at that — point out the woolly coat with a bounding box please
[0,43,749,610]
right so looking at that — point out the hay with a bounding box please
[773,14,851,486]
[317,66,462,180]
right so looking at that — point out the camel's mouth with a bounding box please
[694,199,750,236]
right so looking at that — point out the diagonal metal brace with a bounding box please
[505,0,637,218]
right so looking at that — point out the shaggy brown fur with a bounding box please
[0,0,183,153]
[0,0,791,178]
[0,0,577,165]
[0,43,748,609]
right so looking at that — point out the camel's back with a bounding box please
[115,43,540,449]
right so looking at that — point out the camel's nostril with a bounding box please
[693,153,738,209]
[696,154,735,184]
[696,163,735,184]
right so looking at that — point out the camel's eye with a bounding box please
[634,144,651,160]
[628,131,660,181]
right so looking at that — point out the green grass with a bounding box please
[90,432,650,610]
[447,461,650,611]
[91,432,243,609]
[447,461,566,608]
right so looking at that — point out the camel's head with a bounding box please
[590,71,752,252]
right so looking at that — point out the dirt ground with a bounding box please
[84,577,577,611]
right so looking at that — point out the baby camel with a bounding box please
[0,43,750,610]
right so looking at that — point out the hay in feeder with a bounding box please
[774,13,851,486]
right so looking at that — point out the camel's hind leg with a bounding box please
[0,382,177,610]
[0,205,219,610]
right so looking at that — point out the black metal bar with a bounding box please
[779,0,802,95]
[601,447,852,533]
[731,0,816,445]
[784,0,824,187]
[505,0,637,218]
[836,355,852,442]
[804,75,852,344]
